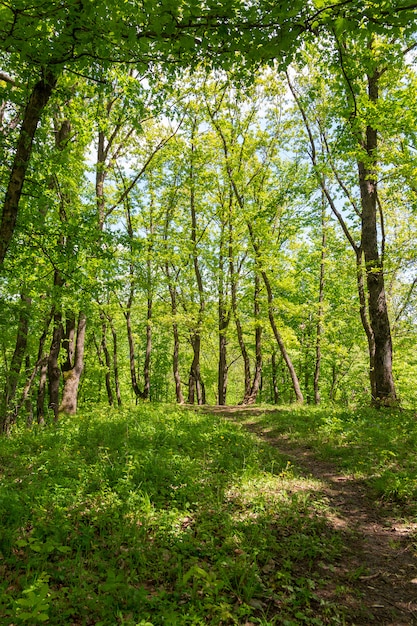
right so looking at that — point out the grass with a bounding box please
[229,404,417,504]
[0,402,415,625]
[0,404,347,625]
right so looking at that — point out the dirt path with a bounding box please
[210,406,417,625]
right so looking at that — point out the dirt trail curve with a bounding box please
[209,406,417,625]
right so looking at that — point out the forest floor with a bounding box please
[207,405,417,626]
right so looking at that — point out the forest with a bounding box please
[0,0,417,422]
[1,0,417,624]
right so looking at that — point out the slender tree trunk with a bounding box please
[218,221,230,405]
[218,330,228,405]
[329,363,338,402]
[188,334,205,405]
[123,199,151,401]
[101,320,114,406]
[228,220,251,400]
[48,314,63,421]
[242,273,263,405]
[247,222,304,403]
[37,360,48,425]
[0,70,57,266]
[47,269,65,420]
[96,316,114,406]
[271,351,279,404]
[172,318,184,404]
[314,198,326,404]
[355,248,377,397]
[262,271,304,403]
[96,130,107,231]
[1,293,32,432]
[162,196,185,404]
[125,304,141,400]
[24,355,33,427]
[59,312,86,414]
[187,121,205,405]
[142,265,153,401]
[11,308,53,426]
[165,268,184,404]
[107,315,122,406]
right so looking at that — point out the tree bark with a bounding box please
[0,70,57,266]
[10,307,53,427]
[271,351,280,404]
[1,293,31,432]
[358,69,396,406]
[229,220,251,401]
[218,219,230,405]
[107,314,122,406]
[242,272,263,405]
[314,200,326,404]
[37,360,48,425]
[165,266,185,404]
[47,270,65,421]
[59,312,86,414]
[125,302,141,399]
[187,120,205,405]
[95,316,114,406]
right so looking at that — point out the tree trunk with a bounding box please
[107,314,122,406]
[95,316,114,406]
[355,248,376,398]
[172,318,184,404]
[142,280,152,401]
[262,270,304,404]
[166,270,184,404]
[188,334,206,405]
[229,222,251,401]
[247,222,304,404]
[59,312,86,414]
[125,304,141,399]
[242,273,263,405]
[218,222,230,405]
[218,331,228,405]
[48,273,64,421]
[358,69,396,406]
[37,360,48,425]
[0,70,57,266]
[314,199,326,404]
[271,351,279,404]
[1,293,31,432]
[187,120,205,405]
[11,308,53,427]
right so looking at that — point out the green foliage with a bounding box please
[14,572,53,623]
[238,405,417,503]
[0,405,346,625]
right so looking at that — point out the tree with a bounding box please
[2,0,414,268]
[286,30,417,405]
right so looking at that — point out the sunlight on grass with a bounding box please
[0,405,348,625]
[233,405,417,504]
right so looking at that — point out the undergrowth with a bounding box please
[0,405,346,625]
[232,405,417,504]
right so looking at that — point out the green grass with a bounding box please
[232,404,417,504]
[0,405,348,625]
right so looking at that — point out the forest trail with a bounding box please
[207,406,417,625]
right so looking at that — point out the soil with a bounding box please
[208,406,417,625]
